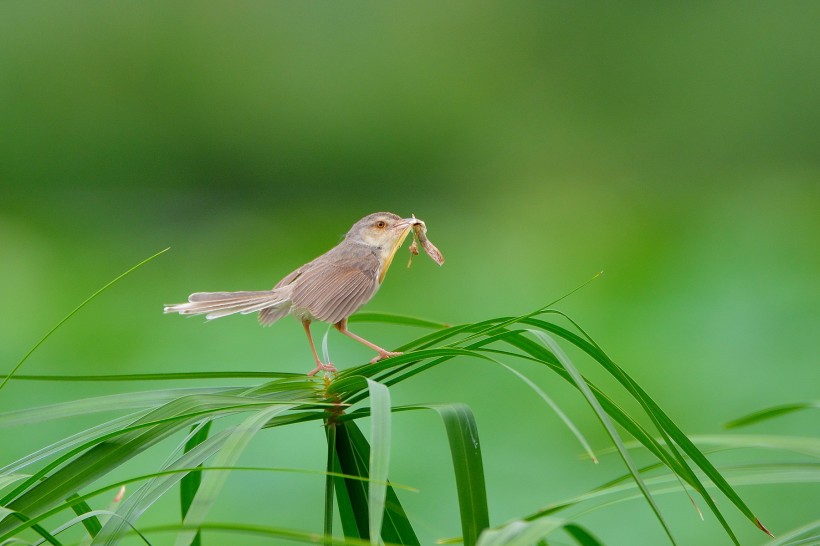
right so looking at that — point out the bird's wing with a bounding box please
[273,264,306,289]
[256,264,307,325]
[290,253,380,324]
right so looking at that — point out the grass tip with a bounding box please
[755,518,774,538]
[113,486,126,503]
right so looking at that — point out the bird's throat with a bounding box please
[378,226,413,284]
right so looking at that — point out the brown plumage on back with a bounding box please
[164,212,444,376]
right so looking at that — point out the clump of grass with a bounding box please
[1,250,804,546]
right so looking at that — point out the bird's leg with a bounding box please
[334,318,403,364]
[303,319,337,376]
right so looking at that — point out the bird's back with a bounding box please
[261,241,381,325]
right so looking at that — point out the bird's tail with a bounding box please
[164,289,291,322]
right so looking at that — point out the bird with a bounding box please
[164,212,439,376]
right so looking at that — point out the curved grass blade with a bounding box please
[433,272,603,356]
[427,404,489,546]
[0,388,241,428]
[1,372,299,382]
[0,248,170,394]
[332,423,366,540]
[332,421,419,545]
[322,324,333,365]
[520,318,761,540]
[180,422,212,546]
[0,395,305,540]
[174,404,293,546]
[528,330,677,545]
[365,379,391,545]
[525,463,820,524]
[476,517,565,546]
[12,427,232,545]
[490,359,597,463]
[91,421,218,544]
[349,313,449,329]
[0,477,29,494]
[335,348,490,382]
[497,338,704,525]
[725,402,820,429]
[78,489,126,546]
[33,510,150,546]
[1,395,287,506]
[10,464,417,544]
[563,523,604,546]
[478,341,693,486]
[139,522,382,546]
[414,274,602,358]
[765,518,820,546]
[66,494,100,539]
[1,414,148,477]
[0,509,61,546]
[324,422,337,545]
[600,434,820,460]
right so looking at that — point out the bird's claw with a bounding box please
[370,351,402,364]
[307,362,338,377]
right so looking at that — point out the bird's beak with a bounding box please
[379,218,418,284]
[394,217,419,231]
[389,218,416,247]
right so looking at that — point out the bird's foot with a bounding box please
[370,351,403,364]
[307,362,338,377]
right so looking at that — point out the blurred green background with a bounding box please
[1,3,818,545]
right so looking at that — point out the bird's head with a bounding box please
[346,212,416,249]
[346,212,419,282]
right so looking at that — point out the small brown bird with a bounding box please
[164,212,443,376]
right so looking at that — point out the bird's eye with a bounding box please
[375,220,387,229]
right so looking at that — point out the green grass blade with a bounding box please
[521,318,758,541]
[1,395,287,505]
[138,521,382,545]
[476,517,565,546]
[324,422,338,545]
[36,509,149,546]
[78,490,126,546]
[430,404,489,546]
[528,330,677,545]
[0,475,29,493]
[175,404,293,546]
[489,359,597,463]
[1,413,147,476]
[525,463,820,522]
[0,248,170,394]
[335,348,491,381]
[0,508,63,545]
[180,422,212,546]
[33,430,231,544]
[0,395,302,539]
[1,372,299,381]
[0,388,241,428]
[13,464,413,545]
[333,422,368,540]
[764,518,820,546]
[601,434,820,460]
[563,523,604,546]
[725,402,820,429]
[485,338,692,483]
[333,421,420,545]
[66,494,101,539]
[349,312,449,329]
[365,379,391,545]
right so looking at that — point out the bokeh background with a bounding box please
[1,3,818,545]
